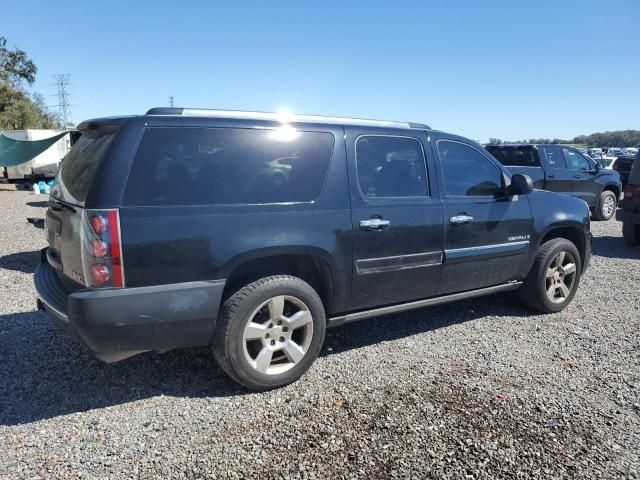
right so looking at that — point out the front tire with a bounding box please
[593,190,617,221]
[518,238,582,313]
[212,275,326,391]
[623,220,640,246]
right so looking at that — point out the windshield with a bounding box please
[50,127,118,206]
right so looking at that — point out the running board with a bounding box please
[327,281,522,327]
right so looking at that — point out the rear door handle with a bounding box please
[574,175,581,179]
[360,218,391,231]
[449,214,474,225]
[547,173,555,178]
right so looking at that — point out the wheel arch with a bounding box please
[220,247,337,315]
[538,225,587,267]
[602,183,621,200]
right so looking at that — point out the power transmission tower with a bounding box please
[169,96,175,107]
[53,74,72,127]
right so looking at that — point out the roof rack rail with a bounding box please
[145,107,430,130]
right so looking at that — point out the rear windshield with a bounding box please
[486,146,540,167]
[51,127,117,205]
[123,127,335,206]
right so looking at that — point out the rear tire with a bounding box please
[593,190,617,221]
[518,238,582,313]
[212,275,326,391]
[623,221,640,246]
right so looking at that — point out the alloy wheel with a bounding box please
[602,195,615,218]
[545,251,577,304]
[242,295,314,375]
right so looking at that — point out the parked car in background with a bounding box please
[617,150,640,245]
[611,152,637,188]
[35,108,593,390]
[485,144,621,220]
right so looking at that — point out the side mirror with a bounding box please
[508,173,533,196]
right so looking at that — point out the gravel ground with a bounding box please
[0,183,639,479]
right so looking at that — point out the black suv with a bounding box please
[36,108,592,390]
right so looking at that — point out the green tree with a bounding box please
[0,36,37,87]
[0,36,60,130]
[488,138,503,145]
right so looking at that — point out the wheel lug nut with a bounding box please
[268,323,273,328]
[270,340,275,346]
[279,336,285,342]
[282,327,289,332]
[277,320,282,326]
[265,333,270,339]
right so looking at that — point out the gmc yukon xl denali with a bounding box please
[486,144,621,221]
[36,108,592,390]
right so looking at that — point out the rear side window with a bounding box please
[52,127,117,206]
[541,146,567,168]
[486,146,540,167]
[438,141,503,197]
[564,149,591,170]
[355,135,428,198]
[123,127,335,206]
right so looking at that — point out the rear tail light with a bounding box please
[90,215,107,235]
[81,209,125,288]
[625,184,640,204]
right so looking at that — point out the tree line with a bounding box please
[488,130,640,148]
[0,36,60,130]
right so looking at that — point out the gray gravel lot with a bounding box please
[0,183,639,479]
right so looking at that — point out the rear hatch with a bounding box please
[47,124,118,287]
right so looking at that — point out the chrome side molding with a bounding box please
[327,281,522,327]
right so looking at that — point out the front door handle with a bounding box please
[360,218,391,231]
[574,174,581,179]
[449,214,474,225]
[547,173,555,178]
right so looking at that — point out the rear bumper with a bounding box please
[35,248,225,362]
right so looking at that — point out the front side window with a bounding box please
[123,127,335,206]
[564,149,592,170]
[355,136,428,198]
[438,141,503,197]
[541,146,567,168]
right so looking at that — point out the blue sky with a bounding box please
[3,0,639,141]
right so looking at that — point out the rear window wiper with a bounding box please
[49,199,76,213]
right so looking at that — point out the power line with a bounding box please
[53,74,72,127]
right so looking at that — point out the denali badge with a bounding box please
[508,235,530,242]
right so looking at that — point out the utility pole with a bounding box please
[53,74,72,127]
[169,96,174,107]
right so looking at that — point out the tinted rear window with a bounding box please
[486,146,540,167]
[541,146,567,168]
[356,135,428,197]
[123,127,335,206]
[52,128,117,205]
